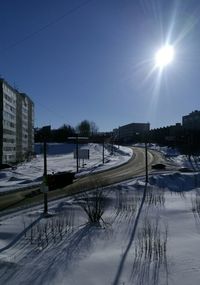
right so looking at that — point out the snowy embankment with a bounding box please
[135,143,200,170]
[153,144,200,169]
[1,171,200,284]
[0,143,132,193]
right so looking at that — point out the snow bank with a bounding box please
[149,172,200,192]
[134,143,180,156]
[1,173,200,284]
[0,143,132,193]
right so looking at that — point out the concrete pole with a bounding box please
[76,135,79,173]
[102,136,105,164]
[145,141,148,183]
[43,140,48,214]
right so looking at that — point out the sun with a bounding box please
[155,45,174,69]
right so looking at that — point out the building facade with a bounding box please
[0,79,34,164]
[182,110,200,130]
[113,122,150,143]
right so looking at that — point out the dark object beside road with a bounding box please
[0,164,17,170]
[27,172,75,198]
[47,171,75,190]
[0,164,12,170]
[151,163,166,170]
[178,167,193,173]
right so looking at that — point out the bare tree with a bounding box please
[76,186,109,225]
[76,120,99,137]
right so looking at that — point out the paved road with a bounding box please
[65,146,167,195]
[0,146,168,213]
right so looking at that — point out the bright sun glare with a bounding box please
[155,45,174,68]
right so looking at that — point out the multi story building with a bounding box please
[182,110,200,130]
[113,122,150,143]
[0,79,34,164]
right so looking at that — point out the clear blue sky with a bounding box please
[1,0,200,131]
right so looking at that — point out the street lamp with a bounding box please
[145,141,148,183]
[41,125,51,215]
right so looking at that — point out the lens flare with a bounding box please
[155,45,174,68]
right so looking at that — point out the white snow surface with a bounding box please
[1,144,200,284]
[1,172,200,284]
[0,143,132,193]
[135,143,200,169]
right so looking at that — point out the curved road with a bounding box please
[65,146,167,195]
[0,147,167,212]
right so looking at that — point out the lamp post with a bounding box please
[102,135,105,164]
[41,125,51,216]
[145,141,148,183]
[43,139,48,214]
[76,134,79,173]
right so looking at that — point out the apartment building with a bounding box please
[113,122,150,143]
[0,79,34,164]
[182,110,200,130]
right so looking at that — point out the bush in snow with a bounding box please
[76,187,110,225]
[23,209,75,250]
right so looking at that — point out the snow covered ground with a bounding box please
[1,144,200,284]
[148,144,200,169]
[1,172,200,284]
[0,143,132,193]
[136,143,200,170]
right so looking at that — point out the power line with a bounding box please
[5,83,72,127]
[1,0,95,127]
[1,0,94,53]
[33,97,74,127]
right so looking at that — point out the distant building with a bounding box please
[0,79,34,164]
[113,122,150,143]
[149,123,183,145]
[182,110,200,130]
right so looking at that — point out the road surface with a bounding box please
[67,146,167,194]
[0,146,169,213]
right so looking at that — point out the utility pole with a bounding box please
[76,134,79,173]
[102,135,105,164]
[145,141,148,183]
[118,127,120,149]
[111,135,114,155]
[43,139,48,214]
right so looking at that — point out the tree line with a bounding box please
[35,120,99,142]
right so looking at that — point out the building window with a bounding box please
[3,129,15,135]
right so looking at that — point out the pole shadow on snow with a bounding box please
[112,183,169,285]
[129,217,169,285]
[0,215,43,254]
[37,223,102,285]
[0,223,96,285]
[191,190,200,230]
[112,182,148,285]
